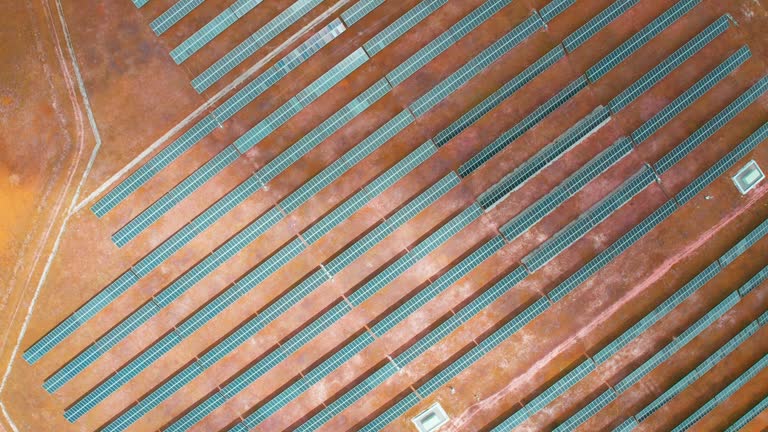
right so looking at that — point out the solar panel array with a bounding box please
[36,0,768,430]
[656,75,768,173]
[501,136,632,241]
[523,166,656,271]
[608,15,730,113]
[90,19,345,218]
[459,76,588,177]
[587,0,700,82]
[386,0,514,85]
[632,45,751,144]
[409,13,544,117]
[563,0,640,52]
[100,144,454,431]
[433,45,564,147]
[191,0,327,91]
[478,106,610,210]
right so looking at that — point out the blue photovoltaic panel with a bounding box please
[594,261,719,364]
[347,204,482,306]
[501,137,632,241]
[563,0,639,52]
[478,106,610,210]
[151,0,205,35]
[363,0,448,56]
[433,45,564,147]
[677,121,767,204]
[234,48,369,154]
[608,15,730,113]
[636,321,758,422]
[673,353,768,431]
[719,215,768,267]
[341,0,384,26]
[554,389,616,431]
[112,145,241,246]
[386,0,514,85]
[633,46,750,145]
[614,292,739,394]
[549,199,677,301]
[190,0,327,90]
[523,166,655,271]
[587,0,700,82]
[24,270,139,364]
[655,75,768,173]
[409,13,544,117]
[540,0,575,22]
[458,76,587,177]
[90,20,344,218]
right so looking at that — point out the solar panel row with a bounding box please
[90,19,345,218]
[501,136,632,241]
[190,0,327,91]
[458,76,588,177]
[478,106,610,210]
[177,204,482,430]
[587,0,700,82]
[608,15,730,113]
[102,144,452,431]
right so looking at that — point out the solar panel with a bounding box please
[324,145,448,276]
[235,48,369,154]
[594,261,719,364]
[150,0,206,35]
[614,292,739,393]
[725,393,768,431]
[737,264,768,297]
[656,75,768,173]
[523,166,655,271]
[563,0,639,52]
[409,13,544,117]
[418,296,549,395]
[90,115,221,217]
[677,120,766,204]
[112,145,240,246]
[549,199,677,302]
[348,204,483,306]
[501,136,631,241]
[636,321,757,421]
[479,106,610,210]
[24,270,139,364]
[191,0,327,90]
[719,216,768,267]
[526,360,596,415]
[258,79,391,184]
[90,20,345,218]
[609,15,730,113]
[459,76,587,177]
[554,389,616,431]
[434,45,564,147]
[372,235,504,335]
[490,408,529,431]
[364,0,447,56]
[45,207,286,391]
[298,363,399,431]
[387,0,514,85]
[341,0,385,25]
[587,0,700,82]
[633,46,750,145]
[360,392,420,431]
[170,7,240,64]
[540,0,575,22]
[302,140,436,245]
[673,353,768,431]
